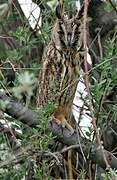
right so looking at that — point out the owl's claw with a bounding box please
[53,116,74,135]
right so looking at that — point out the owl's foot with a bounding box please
[53,116,74,135]
[62,119,74,134]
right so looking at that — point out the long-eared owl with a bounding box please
[37,0,84,133]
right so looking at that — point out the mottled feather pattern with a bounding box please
[37,3,83,132]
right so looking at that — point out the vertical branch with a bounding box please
[108,0,117,13]
[83,0,112,171]
[83,1,93,114]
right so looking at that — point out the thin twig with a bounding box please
[76,122,87,162]
[83,0,111,171]
[57,144,82,154]
[89,160,92,180]
[108,0,117,13]
[97,29,103,59]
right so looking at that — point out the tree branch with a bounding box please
[49,121,117,169]
[0,92,38,127]
[0,92,117,170]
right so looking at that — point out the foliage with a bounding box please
[12,71,37,101]
[101,169,117,180]
[0,166,25,180]
[91,33,117,130]
[0,0,117,179]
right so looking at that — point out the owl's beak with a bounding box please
[66,35,72,48]
[66,41,73,49]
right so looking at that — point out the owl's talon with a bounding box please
[53,116,74,135]
[67,126,74,135]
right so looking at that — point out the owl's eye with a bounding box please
[58,31,64,35]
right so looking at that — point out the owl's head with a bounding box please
[52,0,83,51]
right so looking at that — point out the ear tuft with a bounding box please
[78,5,84,18]
[56,1,64,19]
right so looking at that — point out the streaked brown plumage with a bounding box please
[37,1,84,133]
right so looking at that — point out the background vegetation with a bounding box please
[0,0,117,179]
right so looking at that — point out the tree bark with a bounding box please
[0,91,117,170]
